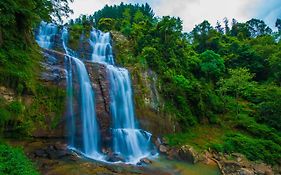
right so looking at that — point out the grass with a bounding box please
[0,143,39,175]
[165,125,227,151]
[165,111,281,165]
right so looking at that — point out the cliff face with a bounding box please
[85,62,111,146]
[34,29,176,140]
[37,48,112,143]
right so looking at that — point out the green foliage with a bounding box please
[234,115,281,145]
[199,50,225,81]
[211,133,281,164]
[98,18,116,32]
[268,50,281,84]
[8,101,24,115]
[0,143,39,175]
[68,24,84,50]
[92,3,154,31]
[23,84,66,134]
[218,68,254,96]
[246,18,272,37]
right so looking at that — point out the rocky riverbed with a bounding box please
[155,138,279,175]
[6,138,221,175]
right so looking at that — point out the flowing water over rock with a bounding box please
[89,29,154,163]
[36,22,154,164]
[62,28,103,160]
[36,21,58,49]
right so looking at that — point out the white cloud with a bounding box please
[69,0,279,32]
[150,0,256,31]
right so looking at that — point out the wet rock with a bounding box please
[253,163,273,175]
[221,160,242,174]
[238,168,255,175]
[40,64,66,82]
[106,152,125,162]
[140,158,152,165]
[159,145,168,153]
[54,142,67,150]
[178,145,198,164]
[69,152,80,161]
[0,86,15,102]
[34,149,48,158]
[161,138,169,146]
[85,62,111,148]
[155,138,162,148]
[167,148,180,160]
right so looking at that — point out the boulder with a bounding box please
[222,160,241,173]
[54,142,67,151]
[155,138,162,148]
[253,163,273,175]
[238,168,255,175]
[34,149,48,158]
[0,86,15,102]
[106,152,125,163]
[159,145,169,153]
[178,145,198,164]
[140,158,152,165]
[167,148,180,160]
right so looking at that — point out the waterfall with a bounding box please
[90,29,153,163]
[36,22,154,164]
[61,28,102,159]
[36,21,58,49]
[89,29,115,65]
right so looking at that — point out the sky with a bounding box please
[69,0,281,32]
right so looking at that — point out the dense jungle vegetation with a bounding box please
[0,1,281,173]
[0,0,72,173]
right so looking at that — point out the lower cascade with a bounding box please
[36,22,155,164]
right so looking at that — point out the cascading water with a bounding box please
[89,29,114,64]
[61,28,102,159]
[36,22,154,164]
[90,29,154,163]
[36,21,58,49]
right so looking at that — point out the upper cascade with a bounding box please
[89,29,115,65]
[36,21,58,49]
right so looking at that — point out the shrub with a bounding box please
[211,133,281,164]
[0,144,39,175]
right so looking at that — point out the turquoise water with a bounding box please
[150,156,221,175]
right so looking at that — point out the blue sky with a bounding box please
[69,0,281,31]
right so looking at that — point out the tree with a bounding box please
[199,50,225,81]
[246,18,272,37]
[215,21,224,34]
[276,18,281,32]
[231,22,251,40]
[120,8,132,36]
[268,51,281,85]
[191,20,214,52]
[223,17,230,34]
[50,0,74,23]
[133,10,145,23]
[98,18,116,32]
[218,68,254,116]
